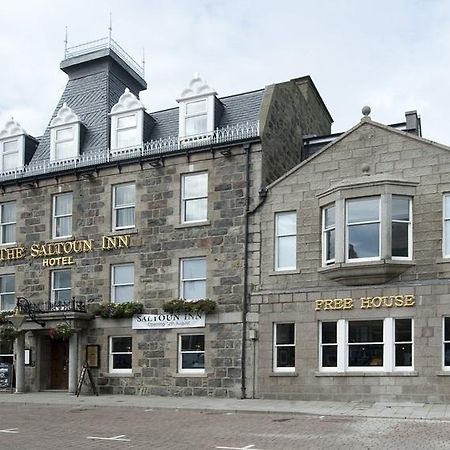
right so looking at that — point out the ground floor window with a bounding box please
[0,340,13,365]
[109,336,132,374]
[319,318,413,373]
[273,323,295,372]
[178,334,205,374]
[443,317,450,369]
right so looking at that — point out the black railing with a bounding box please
[20,298,87,314]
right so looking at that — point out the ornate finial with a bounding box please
[362,105,371,120]
[108,12,112,44]
[142,48,146,77]
[361,163,371,176]
[64,26,68,57]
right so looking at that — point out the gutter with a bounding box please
[241,143,268,399]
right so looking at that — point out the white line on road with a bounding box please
[87,434,130,442]
[0,428,18,433]
[216,445,264,450]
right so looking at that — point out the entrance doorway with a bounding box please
[40,336,68,390]
[50,339,68,390]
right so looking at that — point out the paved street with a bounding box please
[1,403,450,449]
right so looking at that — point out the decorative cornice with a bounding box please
[0,117,26,139]
[50,103,81,127]
[110,88,145,115]
[178,73,216,101]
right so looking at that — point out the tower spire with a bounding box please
[64,26,68,58]
[108,12,112,45]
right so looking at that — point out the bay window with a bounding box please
[443,194,450,258]
[319,318,413,373]
[322,204,335,265]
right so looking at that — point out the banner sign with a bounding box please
[132,313,205,330]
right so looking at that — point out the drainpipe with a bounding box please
[241,143,268,399]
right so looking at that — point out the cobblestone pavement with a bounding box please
[1,404,450,449]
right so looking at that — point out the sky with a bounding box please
[1,0,450,143]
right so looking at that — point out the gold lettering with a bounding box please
[42,259,49,267]
[371,296,382,308]
[102,236,116,250]
[324,300,334,310]
[404,295,415,307]
[334,299,343,310]
[315,300,324,311]
[117,235,130,248]
[82,239,93,252]
[394,295,404,307]
[361,297,372,309]
[63,241,73,254]
[30,244,40,257]
[343,298,354,310]
[383,296,394,307]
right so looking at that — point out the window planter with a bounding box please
[162,299,217,315]
[48,322,74,340]
[94,302,143,319]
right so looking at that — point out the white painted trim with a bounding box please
[109,336,133,374]
[111,263,135,304]
[181,172,208,224]
[52,193,73,239]
[274,211,297,271]
[178,333,205,374]
[273,322,296,372]
[180,257,207,300]
[112,183,136,231]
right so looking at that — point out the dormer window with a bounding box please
[185,99,207,136]
[177,73,219,139]
[50,103,82,162]
[110,89,145,151]
[0,118,28,172]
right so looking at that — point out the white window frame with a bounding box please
[0,202,16,245]
[1,139,19,172]
[178,334,205,374]
[184,99,208,137]
[181,172,208,224]
[111,263,135,304]
[52,193,73,239]
[443,317,450,371]
[273,323,296,373]
[109,336,132,374]
[443,194,450,258]
[274,211,297,271]
[346,197,381,262]
[112,183,136,231]
[180,257,206,301]
[115,113,138,149]
[0,274,15,311]
[50,269,71,305]
[322,204,335,265]
[52,125,78,161]
[392,196,412,260]
[319,318,414,373]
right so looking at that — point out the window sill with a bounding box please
[106,372,134,378]
[269,269,301,276]
[318,259,415,286]
[106,229,138,236]
[173,372,208,377]
[436,371,450,376]
[314,370,417,377]
[269,372,298,377]
[174,220,210,229]
[436,258,450,264]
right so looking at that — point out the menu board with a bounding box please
[0,363,12,390]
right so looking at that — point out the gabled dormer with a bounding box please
[177,73,222,139]
[110,88,145,151]
[0,118,37,172]
[49,103,83,162]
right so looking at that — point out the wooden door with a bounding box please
[50,340,68,390]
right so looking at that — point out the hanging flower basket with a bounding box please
[162,299,217,314]
[48,322,74,340]
[0,311,14,326]
[94,302,144,319]
[0,326,19,342]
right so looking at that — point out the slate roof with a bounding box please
[31,65,264,164]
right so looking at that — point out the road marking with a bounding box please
[216,445,263,450]
[145,408,154,412]
[0,428,18,433]
[87,435,130,442]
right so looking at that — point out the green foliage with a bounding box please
[0,311,14,326]
[162,299,217,314]
[48,322,74,340]
[0,327,19,342]
[94,302,144,319]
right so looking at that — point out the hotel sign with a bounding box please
[132,313,206,330]
[315,294,415,311]
[0,234,131,267]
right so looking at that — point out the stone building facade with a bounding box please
[248,108,450,403]
[0,37,332,397]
